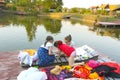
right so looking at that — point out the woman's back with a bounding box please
[41,42,53,50]
[58,44,75,57]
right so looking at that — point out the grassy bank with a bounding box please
[49,13,68,19]
[49,13,120,23]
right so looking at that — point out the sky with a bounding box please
[63,0,120,8]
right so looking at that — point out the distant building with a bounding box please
[99,4,109,10]
[109,4,120,16]
[92,4,120,16]
[90,6,99,13]
[0,0,4,2]
[0,0,5,9]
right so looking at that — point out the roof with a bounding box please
[99,4,109,9]
[109,4,120,11]
[90,6,99,9]
[0,0,5,3]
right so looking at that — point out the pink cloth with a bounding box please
[87,60,99,68]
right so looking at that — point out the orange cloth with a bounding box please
[73,65,90,78]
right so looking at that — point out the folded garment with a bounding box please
[75,45,98,61]
[17,67,47,80]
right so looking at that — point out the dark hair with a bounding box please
[54,40,62,48]
[44,36,53,46]
[65,34,72,42]
[54,41,59,48]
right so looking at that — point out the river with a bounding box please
[0,14,120,62]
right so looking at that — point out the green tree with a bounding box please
[80,8,91,14]
[70,7,79,13]
[96,10,109,15]
[62,7,69,13]
[5,0,63,13]
[43,0,63,12]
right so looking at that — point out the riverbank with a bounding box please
[49,13,120,26]
[1,10,120,24]
[0,50,119,80]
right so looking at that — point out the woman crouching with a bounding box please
[54,40,76,67]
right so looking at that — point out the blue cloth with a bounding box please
[37,47,55,67]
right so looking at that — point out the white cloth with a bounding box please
[17,67,47,80]
[18,51,38,66]
[75,45,98,60]
[41,42,53,50]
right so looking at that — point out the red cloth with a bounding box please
[58,44,75,57]
[101,62,120,74]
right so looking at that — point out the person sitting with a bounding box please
[64,34,75,47]
[37,35,55,67]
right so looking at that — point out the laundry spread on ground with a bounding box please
[17,45,120,80]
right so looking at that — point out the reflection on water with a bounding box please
[0,14,120,41]
[0,14,61,41]
[70,19,120,41]
[89,27,120,41]
[0,14,120,62]
[43,18,61,34]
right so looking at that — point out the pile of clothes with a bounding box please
[17,58,120,80]
[17,46,120,80]
[18,49,37,67]
[40,60,120,80]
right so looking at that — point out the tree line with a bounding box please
[4,0,63,14]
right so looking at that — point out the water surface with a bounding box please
[0,14,120,62]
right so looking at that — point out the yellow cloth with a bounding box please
[89,72,99,79]
[84,65,92,70]
[61,65,71,70]
[24,49,36,56]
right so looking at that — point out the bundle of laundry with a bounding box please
[92,62,120,78]
[18,49,38,66]
[17,67,47,80]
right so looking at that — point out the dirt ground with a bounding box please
[0,51,24,80]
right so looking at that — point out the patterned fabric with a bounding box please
[37,47,55,67]
[73,65,90,78]
[40,67,73,80]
